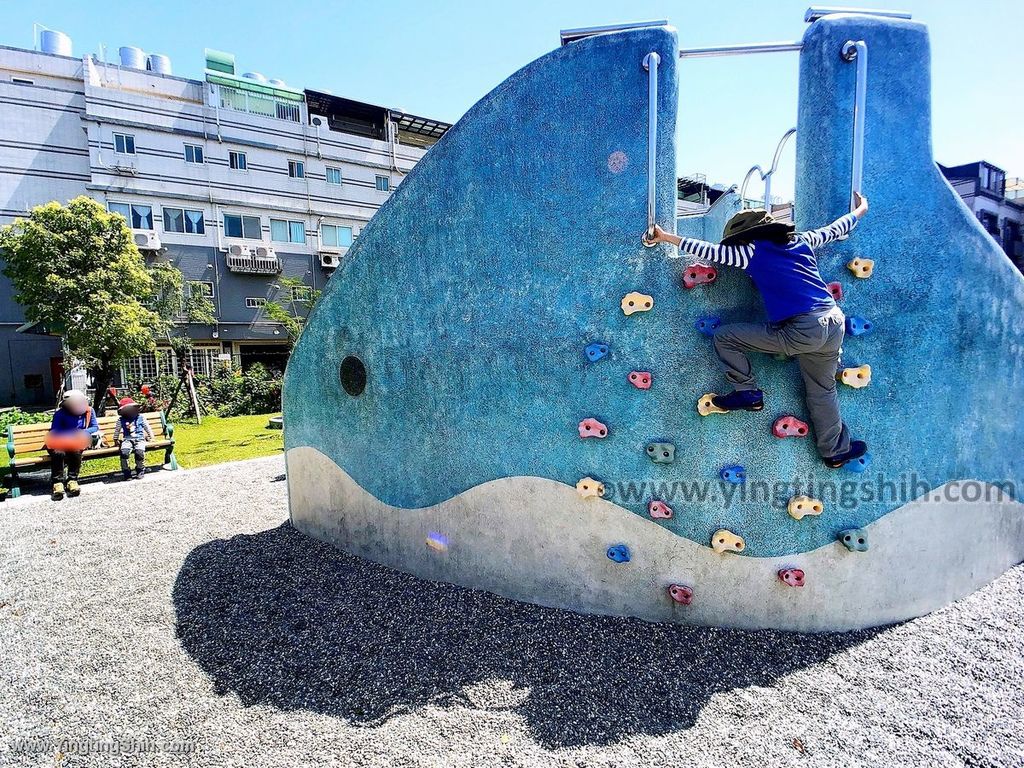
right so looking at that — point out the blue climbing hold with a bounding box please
[606,544,630,563]
[695,315,721,337]
[844,452,873,473]
[838,528,869,552]
[584,342,609,362]
[719,465,746,484]
[846,315,874,336]
[645,442,675,464]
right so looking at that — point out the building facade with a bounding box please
[0,33,448,406]
[939,161,1024,269]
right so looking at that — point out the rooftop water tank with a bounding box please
[268,78,286,87]
[119,46,146,69]
[242,72,267,83]
[40,29,72,56]
[147,53,172,75]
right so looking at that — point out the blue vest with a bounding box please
[745,239,836,323]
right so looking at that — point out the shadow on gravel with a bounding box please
[173,522,881,748]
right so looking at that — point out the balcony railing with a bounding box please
[226,246,282,274]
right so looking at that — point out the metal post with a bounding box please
[642,51,660,246]
[842,40,867,210]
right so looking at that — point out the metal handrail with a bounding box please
[642,51,660,246]
[842,40,868,210]
[738,128,797,210]
[679,41,802,59]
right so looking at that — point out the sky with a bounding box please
[5,1,1021,201]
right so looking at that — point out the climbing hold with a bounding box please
[578,417,608,439]
[607,150,628,173]
[627,371,652,390]
[697,393,728,416]
[719,465,746,484]
[839,364,871,388]
[838,527,869,552]
[606,544,631,563]
[711,529,745,554]
[648,500,673,519]
[845,315,874,336]
[621,291,654,316]
[576,477,605,499]
[778,568,805,587]
[827,281,844,302]
[645,442,675,464]
[682,263,717,289]
[668,584,693,605]
[787,495,824,520]
[694,316,721,336]
[847,257,874,278]
[772,415,809,439]
[583,342,609,363]
[425,531,449,553]
[844,452,872,473]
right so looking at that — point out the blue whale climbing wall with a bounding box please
[284,15,1024,631]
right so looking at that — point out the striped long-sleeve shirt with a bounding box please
[672,212,859,323]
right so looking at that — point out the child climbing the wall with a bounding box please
[646,192,870,468]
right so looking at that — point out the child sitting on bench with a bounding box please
[646,192,870,468]
[113,397,154,480]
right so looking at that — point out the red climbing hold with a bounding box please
[778,568,805,587]
[668,584,693,605]
[578,418,608,439]
[772,415,809,439]
[827,281,843,302]
[682,264,717,289]
[648,500,673,519]
[628,371,652,390]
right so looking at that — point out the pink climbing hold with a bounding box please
[578,418,608,439]
[668,584,693,605]
[772,415,809,439]
[648,500,673,519]
[827,281,843,302]
[628,371,652,390]
[682,264,717,289]
[778,568,805,587]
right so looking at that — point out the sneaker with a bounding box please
[711,389,765,412]
[134,469,145,480]
[66,479,81,497]
[824,440,868,469]
[51,482,65,501]
[122,472,132,481]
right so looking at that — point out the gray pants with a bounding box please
[713,308,851,459]
[120,439,146,474]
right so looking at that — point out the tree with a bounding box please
[263,275,320,350]
[0,196,170,411]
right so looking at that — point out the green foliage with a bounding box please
[0,408,51,433]
[193,363,282,418]
[264,275,320,348]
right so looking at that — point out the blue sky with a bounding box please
[7,1,1021,200]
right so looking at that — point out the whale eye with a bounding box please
[340,355,367,396]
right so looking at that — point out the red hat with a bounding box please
[117,397,140,416]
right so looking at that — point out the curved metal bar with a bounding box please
[764,127,797,210]
[642,51,661,247]
[740,165,765,204]
[842,40,868,210]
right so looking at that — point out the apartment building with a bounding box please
[939,160,1024,268]
[0,30,449,406]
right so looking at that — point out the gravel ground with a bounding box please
[0,456,1022,768]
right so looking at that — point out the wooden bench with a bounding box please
[5,411,178,497]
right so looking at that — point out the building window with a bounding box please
[245,297,267,308]
[288,160,305,178]
[224,213,261,239]
[290,285,313,302]
[122,351,160,382]
[326,167,342,185]
[321,224,353,248]
[184,143,204,164]
[271,219,306,244]
[188,347,218,377]
[229,151,247,171]
[163,207,206,235]
[375,175,390,192]
[107,201,153,230]
[12,77,34,85]
[189,281,215,299]
[113,133,136,155]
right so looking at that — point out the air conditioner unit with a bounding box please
[227,243,251,257]
[133,231,162,251]
[254,245,276,259]
[319,252,340,269]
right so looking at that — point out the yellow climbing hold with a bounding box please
[847,257,874,278]
[711,529,745,554]
[839,364,872,388]
[788,495,824,520]
[621,291,654,316]
[576,477,605,499]
[697,393,728,416]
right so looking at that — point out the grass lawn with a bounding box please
[1,413,283,482]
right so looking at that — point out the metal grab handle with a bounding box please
[842,40,867,211]
[738,128,796,211]
[642,51,661,247]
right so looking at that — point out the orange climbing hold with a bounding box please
[847,257,874,278]
[620,291,654,316]
[697,393,728,416]
[578,417,608,439]
[839,364,872,388]
[787,495,824,520]
[576,477,605,499]
[711,529,745,554]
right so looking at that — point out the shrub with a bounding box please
[194,363,282,417]
[0,407,52,433]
